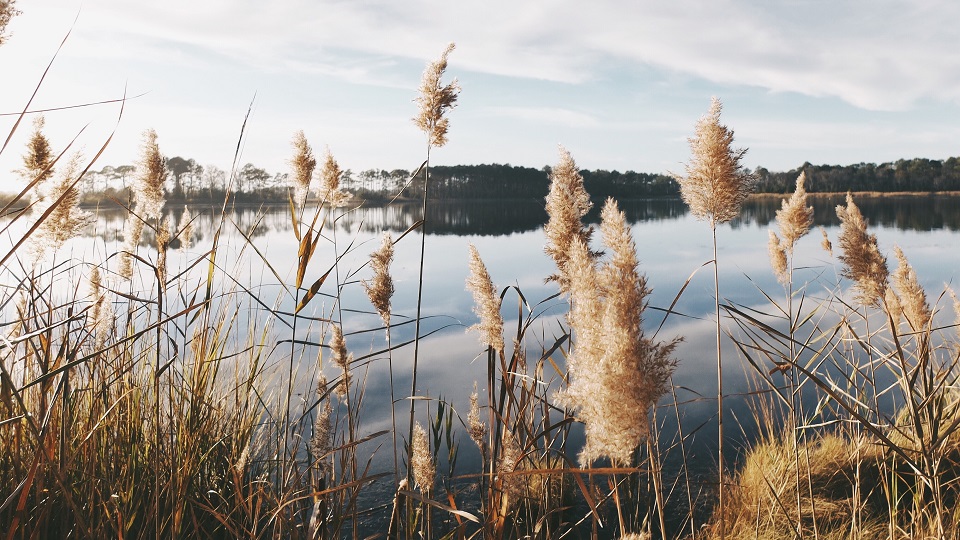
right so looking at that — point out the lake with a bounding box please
[6,193,960,533]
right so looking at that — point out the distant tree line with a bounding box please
[76,155,960,206]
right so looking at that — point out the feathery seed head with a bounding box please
[135,129,166,221]
[820,226,833,257]
[466,244,504,352]
[0,1,19,46]
[20,115,54,184]
[411,422,435,494]
[557,200,678,466]
[329,325,352,397]
[892,246,931,332]
[414,42,460,148]
[544,146,593,290]
[362,233,394,326]
[118,217,144,280]
[836,193,888,306]
[310,375,333,473]
[948,287,960,344]
[27,152,93,262]
[467,382,486,450]
[775,172,814,252]
[289,130,316,207]
[156,217,171,285]
[674,97,755,224]
[87,265,113,350]
[317,148,348,207]
[768,230,788,285]
[179,206,193,251]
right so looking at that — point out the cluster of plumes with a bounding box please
[87,266,114,351]
[27,152,94,262]
[310,373,333,475]
[119,129,167,279]
[411,422,435,494]
[674,97,755,225]
[178,207,193,252]
[768,173,815,284]
[289,130,316,208]
[467,382,486,450]
[362,233,394,326]
[889,246,932,332]
[316,149,348,207]
[0,0,18,45]
[413,42,460,149]
[836,194,889,307]
[555,198,679,466]
[543,147,593,291]
[328,325,352,398]
[465,244,505,352]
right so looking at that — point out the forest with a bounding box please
[69,155,960,205]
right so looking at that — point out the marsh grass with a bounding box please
[4,28,960,540]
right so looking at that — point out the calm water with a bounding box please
[6,194,960,530]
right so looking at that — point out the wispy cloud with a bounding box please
[487,106,600,128]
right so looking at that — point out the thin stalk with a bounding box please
[712,217,725,540]
[408,145,431,483]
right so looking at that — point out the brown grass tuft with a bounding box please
[891,245,931,332]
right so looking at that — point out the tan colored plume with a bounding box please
[413,43,460,148]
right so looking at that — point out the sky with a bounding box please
[2,0,960,185]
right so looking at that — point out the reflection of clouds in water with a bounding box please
[7,198,960,474]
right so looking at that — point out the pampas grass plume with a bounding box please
[317,148,348,207]
[135,129,166,221]
[674,97,755,224]
[290,130,316,207]
[775,172,814,252]
[20,115,54,184]
[557,199,678,466]
[836,193,888,306]
[413,43,460,149]
[768,230,788,285]
[363,232,394,326]
[329,325,352,398]
[411,422,435,494]
[892,246,931,332]
[820,226,833,256]
[544,146,593,290]
[467,382,485,449]
[465,244,504,352]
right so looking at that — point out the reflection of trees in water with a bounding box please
[736,195,960,231]
[78,195,960,244]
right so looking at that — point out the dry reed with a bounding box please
[836,193,888,306]
[290,130,316,207]
[413,42,460,148]
[362,232,394,326]
[466,244,504,353]
[544,146,593,290]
